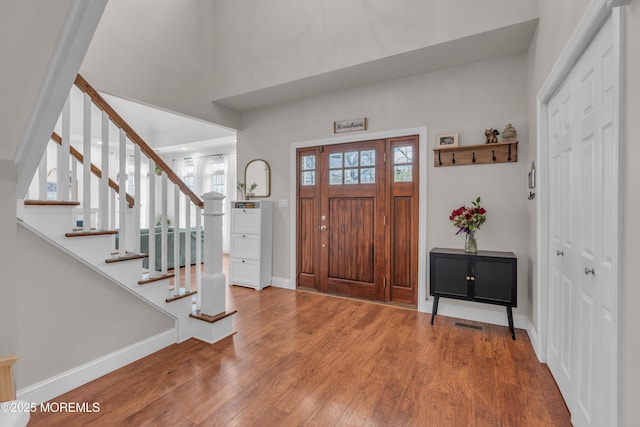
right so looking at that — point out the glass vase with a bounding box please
[465,231,477,253]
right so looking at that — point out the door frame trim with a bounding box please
[290,127,428,312]
[535,0,625,422]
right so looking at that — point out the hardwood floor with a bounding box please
[29,286,571,426]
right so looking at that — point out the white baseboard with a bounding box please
[428,299,529,330]
[17,329,177,404]
[528,323,545,362]
[271,276,294,290]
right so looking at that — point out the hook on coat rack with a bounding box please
[451,153,455,164]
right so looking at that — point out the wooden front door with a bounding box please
[296,135,419,305]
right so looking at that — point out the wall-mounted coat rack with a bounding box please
[433,141,518,167]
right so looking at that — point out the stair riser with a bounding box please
[22,206,75,239]
[55,235,115,266]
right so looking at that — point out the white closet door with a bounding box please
[547,81,576,403]
[547,14,618,427]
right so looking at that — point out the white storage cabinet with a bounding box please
[229,201,273,290]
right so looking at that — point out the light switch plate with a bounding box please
[278,199,289,208]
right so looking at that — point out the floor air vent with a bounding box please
[454,322,484,331]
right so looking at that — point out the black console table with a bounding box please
[429,248,517,339]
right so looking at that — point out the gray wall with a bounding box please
[15,225,174,389]
[0,0,73,365]
[210,0,537,99]
[239,53,530,318]
[80,0,239,130]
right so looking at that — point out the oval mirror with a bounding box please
[244,159,271,198]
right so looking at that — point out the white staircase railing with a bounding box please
[25,74,228,319]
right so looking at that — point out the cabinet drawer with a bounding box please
[230,233,261,260]
[230,209,261,234]
[229,257,260,287]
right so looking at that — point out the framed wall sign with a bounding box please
[334,118,367,133]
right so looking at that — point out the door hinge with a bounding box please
[384,215,387,225]
[384,278,387,288]
[384,152,387,163]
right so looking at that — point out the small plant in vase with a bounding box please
[450,196,487,253]
[237,182,257,200]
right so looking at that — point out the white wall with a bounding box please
[80,0,239,130]
[15,225,174,389]
[211,0,537,100]
[239,53,530,317]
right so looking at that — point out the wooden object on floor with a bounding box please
[434,141,518,167]
[430,248,517,339]
[29,287,570,426]
[0,355,18,402]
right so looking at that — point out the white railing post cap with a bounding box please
[202,191,225,201]
[202,191,225,216]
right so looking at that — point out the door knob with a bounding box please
[584,267,595,275]
[466,276,471,281]
[320,225,327,230]
[556,250,564,256]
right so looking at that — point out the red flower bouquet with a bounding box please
[450,197,487,235]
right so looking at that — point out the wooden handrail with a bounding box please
[74,74,204,208]
[51,132,135,208]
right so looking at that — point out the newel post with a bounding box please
[201,191,226,316]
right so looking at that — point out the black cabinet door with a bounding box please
[430,254,469,298]
[472,257,516,305]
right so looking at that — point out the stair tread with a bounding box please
[189,309,237,324]
[105,253,148,263]
[166,290,197,303]
[66,230,118,238]
[24,200,80,206]
[138,274,175,285]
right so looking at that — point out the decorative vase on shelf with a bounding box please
[465,231,478,253]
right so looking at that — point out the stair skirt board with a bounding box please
[16,329,177,405]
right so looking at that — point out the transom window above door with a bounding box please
[328,149,376,185]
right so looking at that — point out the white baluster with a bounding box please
[133,145,141,253]
[58,95,70,201]
[195,205,202,311]
[71,158,78,202]
[99,111,109,231]
[161,173,168,275]
[184,198,191,295]
[82,93,91,230]
[110,185,116,231]
[148,159,156,277]
[118,129,127,257]
[173,184,181,296]
[38,148,47,200]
